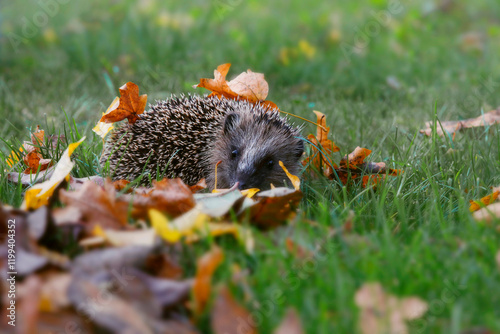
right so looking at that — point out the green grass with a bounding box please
[1,0,500,332]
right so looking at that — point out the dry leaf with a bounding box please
[128,178,196,219]
[99,82,148,124]
[246,188,303,228]
[211,287,256,334]
[193,246,224,314]
[470,188,500,212]
[193,63,277,109]
[302,110,339,176]
[59,180,129,232]
[190,178,207,193]
[279,160,300,190]
[23,137,85,210]
[420,107,500,137]
[227,69,269,103]
[354,282,428,334]
[472,202,500,223]
[93,225,156,247]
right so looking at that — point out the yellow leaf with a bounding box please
[23,137,85,210]
[149,208,182,243]
[149,207,208,243]
[241,188,259,198]
[6,146,24,167]
[279,161,300,190]
[93,97,119,139]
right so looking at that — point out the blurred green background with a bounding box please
[1,0,499,142]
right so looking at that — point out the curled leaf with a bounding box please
[23,137,85,210]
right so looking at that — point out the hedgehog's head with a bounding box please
[208,105,304,190]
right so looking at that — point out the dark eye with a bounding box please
[267,159,274,168]
[231,150,238,159]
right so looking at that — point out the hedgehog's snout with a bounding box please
[234,167,256,190]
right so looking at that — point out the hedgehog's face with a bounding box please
[210,112,304,190]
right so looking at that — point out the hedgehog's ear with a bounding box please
[223,113,240,134]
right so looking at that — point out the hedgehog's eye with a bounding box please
[231,150,238,159]
[267,159,274,168]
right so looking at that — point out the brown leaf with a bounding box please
[420,107,500,137]
[100,82,148,124]
[144,252,184,280]
[194,63,278,109]
[193,246,224,314]
[189,178,207,193]
[302,110,339,176]
[274,308,304,334]
[246,188,303,228]
[354,282,427,334]
[335,147,401,187]
[127,178,196,219]
[59,180,129,232]
[211,287,256,334]
[227,69,269,103]
[23,151,53,174]
[113,179,132,192]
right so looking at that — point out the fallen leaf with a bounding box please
[354,282,428,334]
[470,188,500,212]
[302,110,339,177]
[472,202,500,223]
[420,107,500,137]
[128,178,196,219]
[193,246,224,314]
[211,287,256,334]
[59,180,129,232]
[99,82,148,124]
[6,145,24,167]
[279,160,300,190]
[23,137,85,210]
[93,97,119,138]
[227,69,269,103]
[193,63,277,109]
[335,147,401,186]
[274,308,304,334]
[190,178,207,193]
[93,225,156,247]
[246,188,303,228]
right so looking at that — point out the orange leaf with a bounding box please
[100,82,147,124]
[302,111,339,176]
[194,63,278,110]
[193,246,224,314]
[470,190,500,212]
[23,151,53,174]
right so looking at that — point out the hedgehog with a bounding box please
[100,95,304,190]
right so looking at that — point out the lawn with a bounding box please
[1,0,500,333]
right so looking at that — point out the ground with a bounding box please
[1,0,499,332]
